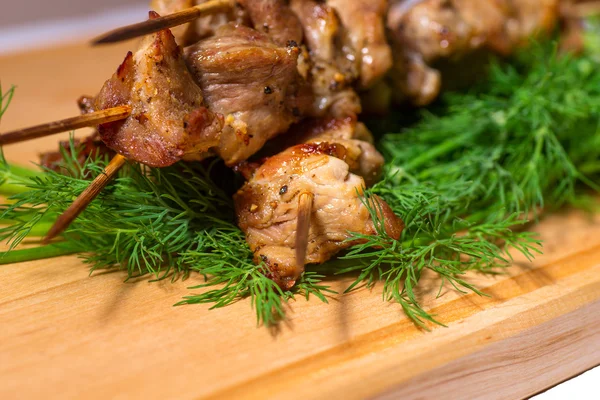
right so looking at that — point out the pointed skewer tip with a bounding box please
[42,154,128,244]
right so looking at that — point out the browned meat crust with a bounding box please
[185,23,311,166]
[94,12,223,167]
[235,143,403,289]
[283,116,385,186]
[237,0,304,46]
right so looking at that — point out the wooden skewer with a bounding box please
[0,106,131,146]
[42,154,128,244]
[295,192,314,270]
[92,0,233,45]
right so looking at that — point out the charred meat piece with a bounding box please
[285,116,385,186]
[291,0,362,118]
[235,143,403,289]
[237,0,304,46]
[185,23,311,166]
[326,0,393,88]
[94,12,223,167]
[387,0,560,105]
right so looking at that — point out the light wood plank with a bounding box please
[0,42,599,400]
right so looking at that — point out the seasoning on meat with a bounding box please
[185,23,311,166]
[235,143,403,289]
[94,12,223,167]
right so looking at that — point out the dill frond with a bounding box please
[0,83,15,122]
[342,42,600,326]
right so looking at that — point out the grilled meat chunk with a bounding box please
[185,23,310,166]
[327,0,393,88]
[237,0,304,46]
[94,13,223,167]
[285,116,385,186]
[235,143,403,289]
[387,0,560,105]
[291,0,361,118]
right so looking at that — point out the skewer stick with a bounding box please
[42,154,128,244]
[0,106,131,146]
[92,0,233,45]
[295,192,314,270]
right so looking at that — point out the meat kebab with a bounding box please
[1,0,571,291]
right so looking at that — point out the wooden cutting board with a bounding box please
[1,42,599,400]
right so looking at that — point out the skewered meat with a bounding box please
[235,142,403,289]
[185,23,311,166]
[326,0,393,89]
[290,0,362,118]
[237,0,304,46]
[387,0,560,105]
[150,0,249,46]
[150,0,197,44]
[284,116,385,186]
[94,12,223,167]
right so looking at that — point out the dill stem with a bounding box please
[25,222,53,237]
[0,221,53,237]
[0,181,30,196]
[0,243,79,265]
[0,164,44,195]
[403,137,466,172]
[8,164,42,178]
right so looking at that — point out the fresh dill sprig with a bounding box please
[343,42,600,326]
[1,40,600,327]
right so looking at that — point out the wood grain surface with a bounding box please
[1,43,599,400]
